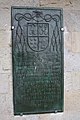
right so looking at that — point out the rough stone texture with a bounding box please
[72,32,80,52]
[0,0,80,120]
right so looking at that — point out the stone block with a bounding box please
[39,0,64,7]
[0,0,39,8]
[0,47,12,73]
[71,72,80,90]
[0,31,11,47]
[64,71,80,92]
[64,50,80,72]
[0,94,9,114]
[64,31,72,52]
[0,31,12,73]
[65,90,80,112]
[72,32,80,53]
[64,72,72,91]
[0,74,9,93]
[39,0,80,10]
[0,8,11,31]
[64,10,80,32]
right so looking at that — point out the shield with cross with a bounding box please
[27,23,49,52]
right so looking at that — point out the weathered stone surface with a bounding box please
[64,51,80,71]
[0,0,39,8]
[40,0,80,10]
[64,31,72,52]
[0,77,9,94]
[65,90,80,112]
[64,72,72,91]
[72,32,80,52]
[64,10,80,32]
[0,31,12,73]
[0,94,13,120]
[39,0,64,7]
[71,72,80,90]
[0,47,12,73]
[65,71,80,92]
[0,8,10,31]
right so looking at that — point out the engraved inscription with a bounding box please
[12,8,63,114]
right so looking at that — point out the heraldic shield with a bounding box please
[27,23,49,52]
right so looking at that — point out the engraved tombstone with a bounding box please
[11,7,64,115]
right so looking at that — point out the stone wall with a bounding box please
[0,0,80,120]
